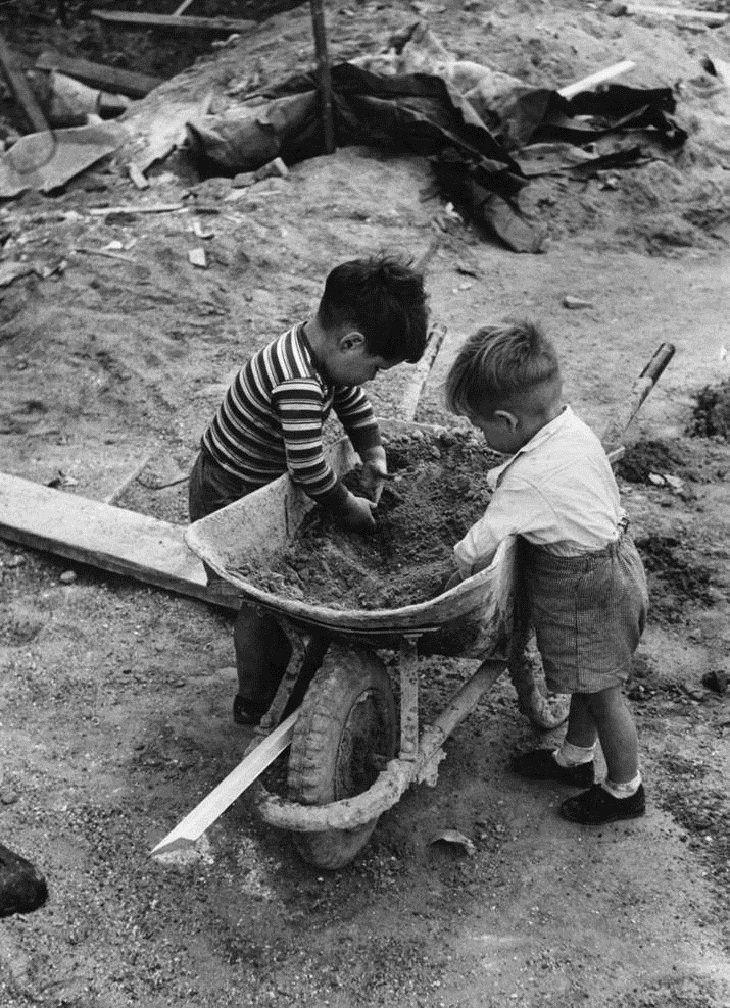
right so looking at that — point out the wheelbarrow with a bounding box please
[182,344,675,870]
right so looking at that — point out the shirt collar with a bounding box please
[296,321,331,384]
[487,405,573,488]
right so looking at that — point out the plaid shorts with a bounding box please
[524,528,648,694]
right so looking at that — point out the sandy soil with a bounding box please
[0,1,729,1006]
[235,430,502,609]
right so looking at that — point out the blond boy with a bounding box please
[445,321,648,824]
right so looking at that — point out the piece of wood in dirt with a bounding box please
[0,472,238,610]
[127,163,149,190]
[88,202,184,215]
[36,51,163,99]
[557,59,636,99]
[625,4,728,26]
[91,10,257,35]
[150,710,298,856]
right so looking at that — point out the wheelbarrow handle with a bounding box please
[601,342,676,452]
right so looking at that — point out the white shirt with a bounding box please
[453,406,625,578]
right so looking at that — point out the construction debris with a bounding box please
[127,163,149,190]
[185,29,685,254]
[35,51,163,99]
[91,10,257,36]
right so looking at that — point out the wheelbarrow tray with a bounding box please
[185,418,516,655]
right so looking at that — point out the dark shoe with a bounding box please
[233,694,264,727]
[560,783,646,824]
[512,749,594,788]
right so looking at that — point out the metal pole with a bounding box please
[309,0,336,155]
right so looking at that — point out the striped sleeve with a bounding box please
[332,385,381,455]
[271,378,348,508]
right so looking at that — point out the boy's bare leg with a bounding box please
[559,685,644,823]
[585,686,639,785]
[564,692,598,748]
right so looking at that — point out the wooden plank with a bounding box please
[626,4,728,26]
[150,710,298,855]
[36,51,163,99]
[0,471,238,610]
[0,33,49,135]
[88,202,184,215]
[91,10,257,35]
[558,59,636,99]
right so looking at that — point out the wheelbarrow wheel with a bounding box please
[287,645,397,870]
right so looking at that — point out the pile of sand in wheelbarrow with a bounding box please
[237,429,503,610]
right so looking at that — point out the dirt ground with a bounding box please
[0,1,729,1006]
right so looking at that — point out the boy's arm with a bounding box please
[453,478,550,578]
[272,380,375,531]
[333,385,388,503]
[332,385,382,456]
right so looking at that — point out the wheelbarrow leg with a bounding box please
[399,637,420,761]
[252,617,329,740]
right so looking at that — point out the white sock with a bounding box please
[553,741,595,767]
[602,772,642,799]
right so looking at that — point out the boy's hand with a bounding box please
[339,491,376,534]
[360,446,388,504]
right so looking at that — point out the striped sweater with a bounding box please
[201,324,381,507]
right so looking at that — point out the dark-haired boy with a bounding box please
[189,255,430,726]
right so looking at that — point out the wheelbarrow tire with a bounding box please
[287,645,397,870]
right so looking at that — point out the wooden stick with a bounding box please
[173,0,196,15]
[75,246,137,263]
[36,51,163,98]
[91,10,257,35]
[626,4,728,26]
[397,322,447,422]
[149,710,298,855]
[558,59,636,99]
[0,32,50,135]
[88,202,184,215]
[601,342,676,451]
[413,234,441,274]
[309,0,336,155]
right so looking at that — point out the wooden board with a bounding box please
[0,472,237,610]
[36,51,163,99]
[150,710,298,855]
[92,10,257,35]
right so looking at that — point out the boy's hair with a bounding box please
[318,254,429,364]
[445,320,561,417]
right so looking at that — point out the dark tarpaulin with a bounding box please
[186,62,686,253]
